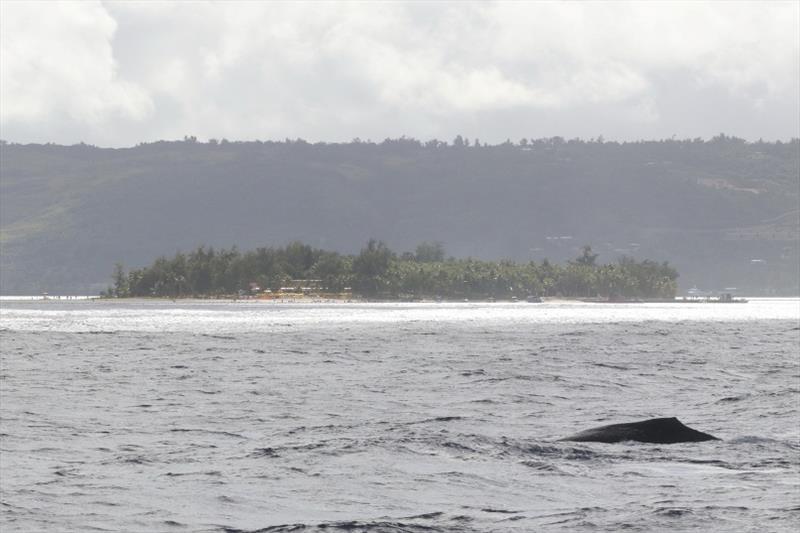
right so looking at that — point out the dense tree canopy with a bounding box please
[108,241,679,300]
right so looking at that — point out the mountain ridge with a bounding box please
[1,137,797,294]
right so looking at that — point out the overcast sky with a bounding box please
[1,1,798,147]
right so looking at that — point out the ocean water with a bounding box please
[1,299,798,532]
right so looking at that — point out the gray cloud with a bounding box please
[1,1,797,146]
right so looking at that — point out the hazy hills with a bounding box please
[1,136,798,295]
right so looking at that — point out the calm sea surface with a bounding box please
[1,299,798,532]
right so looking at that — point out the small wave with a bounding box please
[520,460,569,474]
[530,508,603,526]
[728,435,786,445]
[118,444,144,451]
[469,376,511,384]
[85,498,121,507]
[716,394,751,403]
[401,416,465,426]
[117,455,152,465]
[53,467,81,477]
[440,441,476,453]
[592,362,629,370]
[169,428,246,439]
[202,334,237,340]
[702,505,749,511]
[423,416,463,423]
[402,512,444,519]
[654,507,693,517]
[223,520,451,532]
[249,447,280,458]
[165,470,222,477]
[684,459,733,469]
[513,442,600,461]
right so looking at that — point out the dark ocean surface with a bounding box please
[1,299,798,532]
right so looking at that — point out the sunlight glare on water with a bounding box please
[1,298,797,333]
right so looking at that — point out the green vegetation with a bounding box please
[2,136,797,295]
[106,241,678,300]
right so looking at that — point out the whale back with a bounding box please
[561,417,719,444]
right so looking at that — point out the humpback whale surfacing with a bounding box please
[560,417,719,444]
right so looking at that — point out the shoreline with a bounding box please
[1,295,772,304]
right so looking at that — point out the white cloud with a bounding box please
[1,1,797,145]
[0,1,152,129]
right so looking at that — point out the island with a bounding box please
[104,241,679,301]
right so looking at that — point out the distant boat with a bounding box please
[715,293,748,303]
[676,292,748,304]
[687,286,711,297]
[527,295,543,303]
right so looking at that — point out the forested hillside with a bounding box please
[1,136,797,294]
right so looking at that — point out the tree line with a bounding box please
[106,241,679,300]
